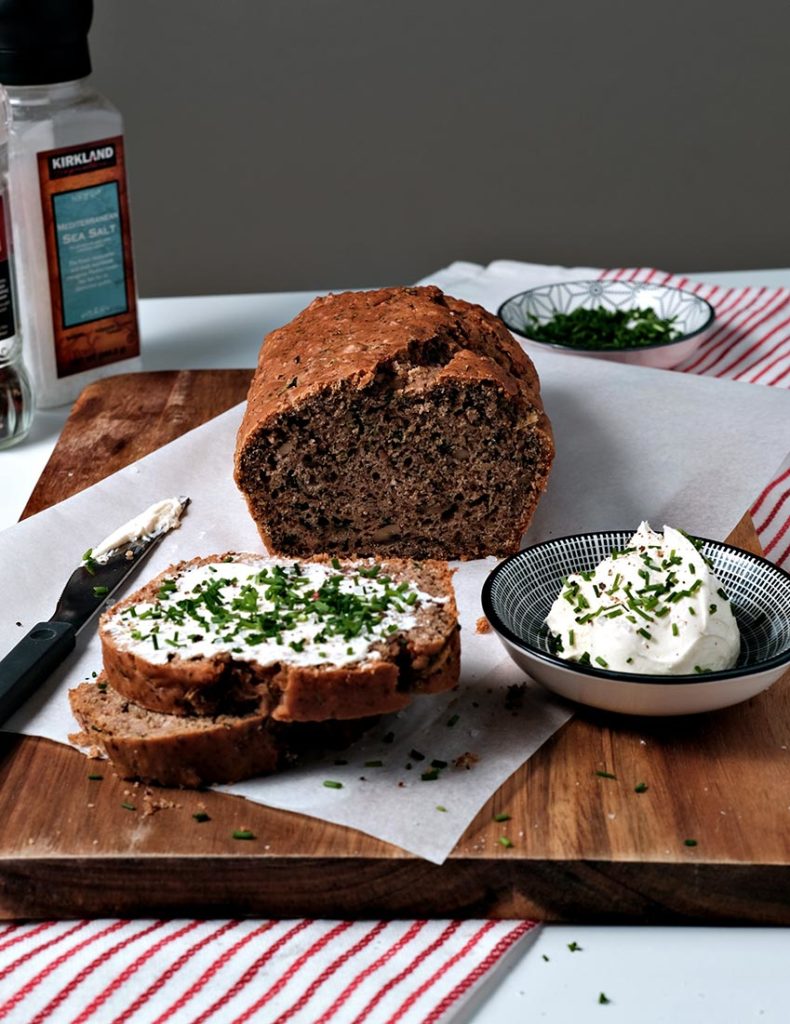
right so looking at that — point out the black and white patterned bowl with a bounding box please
[482,531,790,716]
[498,280,716,369]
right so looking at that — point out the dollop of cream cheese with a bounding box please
[104,556,445,669]
[546,523,740,675]
[89,497,187,563]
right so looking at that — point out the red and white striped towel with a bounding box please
[0,918,535,1024]
[598,267,790,569]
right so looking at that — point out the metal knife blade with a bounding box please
[0,496,190,725]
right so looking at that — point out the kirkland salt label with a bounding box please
[37,136,139,378]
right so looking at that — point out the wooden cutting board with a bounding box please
[2,370,789,923]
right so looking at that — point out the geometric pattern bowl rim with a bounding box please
[497,280,716,353]
[482,530,790,686]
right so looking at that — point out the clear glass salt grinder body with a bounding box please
[5,78,141,408]
[0,91,32,449]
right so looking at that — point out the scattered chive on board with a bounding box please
[595,770,617,780]
[526,306,680,351]
[494,813,511,822]
[232,829,255,840]
[498,836,513,848]
[193,812,211,823]
[323,780,343,789]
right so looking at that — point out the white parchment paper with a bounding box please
[1,314,788,862]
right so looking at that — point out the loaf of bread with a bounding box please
[98,553,459,722]
[234,285,554,560]
[69,678,376,788]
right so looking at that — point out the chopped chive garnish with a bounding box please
[97,680,107,691]
[446,714,459,727]
[599,992,611,1005]
[637,627,652,640]
[323,780,343,789]
[87,773,103,781]
[494,813,511,822]
[421,769,440,781]
[684,838,698,847]
[409,748,425,762]
[364,760,384,768]
[709,604,717,614]
[568,629,575,646]
[595,770,617,780]
[498,836,513,848]
[331,557,341,570]
[232,829,255,840]
[436,805,447,813]
[567,941,582,952]
[193,812,210,823]
[542,954,550,962]
[430,759,448,769]
[92,585,109,597]
[121,802,135,811]
[671,623,679,637]
[594,656,609,668]
[689,563,696,574]
[634,782,648,793]
[717,588,729,601]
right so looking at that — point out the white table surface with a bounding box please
[2,268,789,1022]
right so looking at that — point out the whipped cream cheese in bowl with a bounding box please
[545,523,741,676]
[482,525,790,716]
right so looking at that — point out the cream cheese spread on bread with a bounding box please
[546,523,741,675]
[104,556,446,669]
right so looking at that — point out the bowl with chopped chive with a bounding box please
[482,528,790,716]
[497,280,715,369]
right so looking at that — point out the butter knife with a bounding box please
[0,496,189,726]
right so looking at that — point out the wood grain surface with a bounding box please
[3,370,789,922]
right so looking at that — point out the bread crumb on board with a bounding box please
[475,616,492,634]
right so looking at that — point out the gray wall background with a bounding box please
[91,0,789,297]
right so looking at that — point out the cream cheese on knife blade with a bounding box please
[87,497,188,564]
[546,522,741,674]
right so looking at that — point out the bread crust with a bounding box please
[69,678,375,788]
[233,285,555,559]
[100,553,460,723]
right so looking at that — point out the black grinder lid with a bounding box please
[0,0,92,86]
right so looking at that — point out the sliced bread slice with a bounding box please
[100,553,460,722]
[69,677,375,788]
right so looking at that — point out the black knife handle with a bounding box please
[0,621,76,725]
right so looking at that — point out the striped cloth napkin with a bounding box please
[0,919,535,1024]
[1,264,787,1024]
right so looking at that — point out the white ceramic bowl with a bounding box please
[482,531,790,716]
[497,279,716,369]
